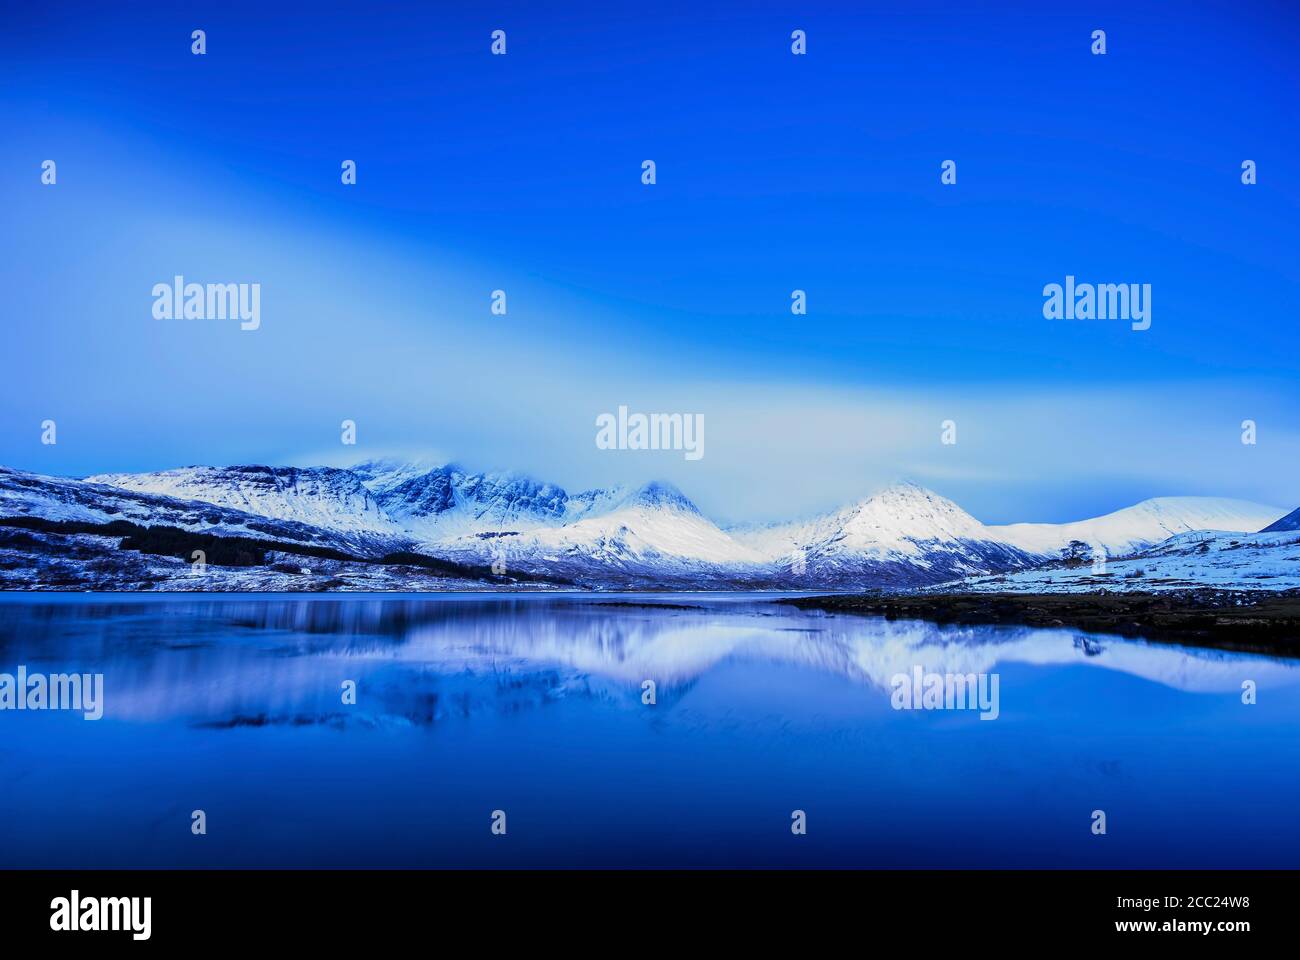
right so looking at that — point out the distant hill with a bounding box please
[1261,507,1300,532]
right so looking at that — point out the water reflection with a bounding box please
[1,594,1294,728]
[3,594,1299,868]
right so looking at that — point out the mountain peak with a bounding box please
[349,457,450,495]
[868,479,940,500]
[840,482,986,544]
[627,480,699,514]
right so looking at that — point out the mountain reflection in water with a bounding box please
[1,593,1296,868]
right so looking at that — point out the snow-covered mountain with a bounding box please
[986,497,1287,557]
[5,458,1291,590]
[729,482,1041,584]
[87,465,399,538]
[435,480,768,583]
[947,528,1300,594]
[1261,506,1300,533]
[769,486,1287,566]
[348,457,446,497]
[345,464,767,584]
[369,463,571,540]
[0,466,405,558]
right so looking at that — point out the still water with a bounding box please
[1,593,1297,868]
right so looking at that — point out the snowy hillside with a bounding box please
[372,463,570,540]
[87,465,399,537]
[987,497,1287,556]
[734,481,997,557]
[8,457,1294,590]
[731,482,1041,585]
[349,457,446,496]
[940,529,1300,594]
[437,480,767,577]
[731,485,1285,570]
[0,466,407,558]
[1262,507,1300,533]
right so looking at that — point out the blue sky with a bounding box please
[1,0,1298,524]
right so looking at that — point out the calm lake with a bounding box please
[1,593,1297,868]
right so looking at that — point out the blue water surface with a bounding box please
[1,593,1296,868]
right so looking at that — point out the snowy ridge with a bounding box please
[87,465,398,537]
[349,457,446,496]
[437,479,763,575]
[1261,507,1300,533]
[731,482,1053,585]
[0,466,404,557]
[733,481,993,559]
[373,464,571,540]
[944,529,1300,594]
[987,497,1287,557]
[5,458,1293,589]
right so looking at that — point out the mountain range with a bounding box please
[0,459,1291,591]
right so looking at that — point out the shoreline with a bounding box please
[781,590,1300,658]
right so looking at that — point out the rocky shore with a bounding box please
[782,589,1300,657]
